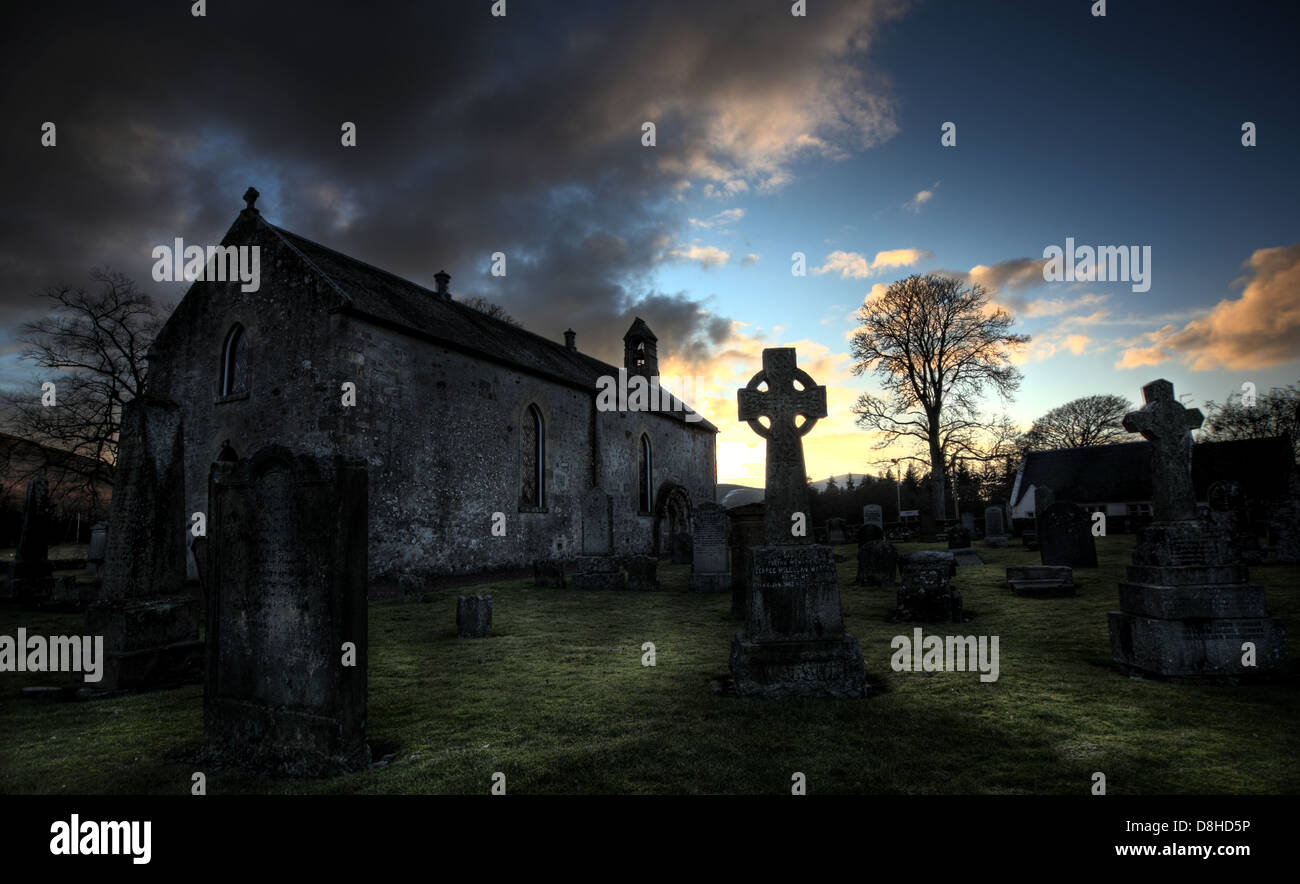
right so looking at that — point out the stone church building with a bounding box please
[144,191,718,583]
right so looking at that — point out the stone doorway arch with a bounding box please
[653,483,693,556]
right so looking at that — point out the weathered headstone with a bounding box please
[946,524,972,550]
[825,518,847,545]
[895,551,962,621]
[398,572,424,602]
[1108,380,1287,678]
[457,595,493,638]
[729,348,867,698]
[1206,481,1249,557]
[8,476,53,604]
[689,502,730,593]
[1006,565,1075,597]
[1038,500,1098,568]
[87,397,202,690]
[960,512,975,536]
[204,447,369,775]
[1264,473,1300,564]
[726,502,764,619]
[984,505,1008,547]
[624,555,660,591]
[572,488,624,590]
[856,528,897,587]
[532,558,566,588]
[862,505,884,537]
[84,522,108,576]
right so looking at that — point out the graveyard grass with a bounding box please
[2,534,1297,795]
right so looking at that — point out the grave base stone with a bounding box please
[1006,565,1075,597]
[729,545,867,699]
[572,555,626,590]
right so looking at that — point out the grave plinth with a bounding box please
[1108,380,1287,679]
[729,348,867,699]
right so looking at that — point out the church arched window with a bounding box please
[221,324,248,396]
[638,433,653,513]
[520,404,545,509]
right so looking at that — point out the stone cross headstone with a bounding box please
[689,502,730,593]
[737,348,827,547]
[1108,379,1287,678]
[205,447,370,775]
[1038,500,1097,568]
[1121,379,1203,522]
[87,396,201,690]
[730,348,866,698]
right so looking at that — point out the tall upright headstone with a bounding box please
[1108,380,1287,678]
[85,522,108,577]
[87,396,202,689]
[984,505,1008,547]
[862,505,884,537]
[572,488,624,590]
[7,475,52,603]
[730,348,867,698]
[204,447,370,775]
[689,502,730,593]
[726,502,765,619]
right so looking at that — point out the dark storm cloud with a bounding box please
[0,0,908,374]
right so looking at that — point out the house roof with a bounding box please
[1012,435,1294,507]
[0,432,111,479]
[259,218,716,432]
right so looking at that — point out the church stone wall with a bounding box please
[148,218,718,584]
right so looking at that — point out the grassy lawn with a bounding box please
[1,533,1296,795]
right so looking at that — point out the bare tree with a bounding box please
[461,296,521,326]
[2,269,169,494]
[1201,384,1300,463]
[849,274,1029,519]
[1022,394,1133,450]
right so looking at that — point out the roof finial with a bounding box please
[243,187,260,213]
[434,269,451,299]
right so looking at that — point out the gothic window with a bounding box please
[638,433,652,513]
[221,324,248,396]
[520,404,544,509]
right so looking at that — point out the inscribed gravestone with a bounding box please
[205,447,369,775]
[895,551,962,622]
[689,502,730,593]
[960,512,975,535]
[862,505,884,534]
[1038,500,1097,568]
[730,348,867,698]
[726,502,764,619]
[85,522,108,576]
[457,595,492,638]
[984,505,1007,547]
[1108,380,1287,677]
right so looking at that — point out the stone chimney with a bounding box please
[434,269,451,300]
[564,329,576,351]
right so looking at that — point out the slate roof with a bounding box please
[259,218,716,432]
[1012,436,1294,507]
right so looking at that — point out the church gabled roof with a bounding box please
[258,217,716,432]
